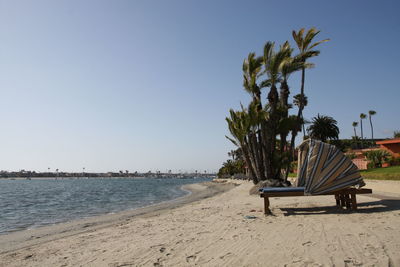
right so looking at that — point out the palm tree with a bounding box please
[352,121,358,138]
[292,28,329,134]
[226,107,258,183]
[289,28,329,167]
[242,53,266,180]
[360,113,366,139]
[307,114,339,142]
[368,110,376,140]
[242,53,263,109]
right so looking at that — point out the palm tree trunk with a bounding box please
[256,131,266,181]
[360,119,364,149]
[241,144,257,184]
[369,116,374,140]
[244,136,260,182]
[353,127,357,138]
[260,122,269,179]
[279,81,290,154]
[286,67,305,180]
[251,132,266,181]
[360,119,364,139]
[267,84,279,180]
[298,67,306,129]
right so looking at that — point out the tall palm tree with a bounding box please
[368,110,376,140]
[242,53,266,180]
[242,53,263,109]
[352,121,358,138]
[292,28,329,132]
[289,28,329,166]
[307,114,339,142]
[262,41,291,180]
[360,113,366,139]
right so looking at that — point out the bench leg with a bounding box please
[345,194,352,209]
[335,193,340,206]
[339,194,346,207]
[351,193,357,210]
[264,197,271,215]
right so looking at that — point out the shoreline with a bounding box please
[1,179,399,266]
[0,181,236,254]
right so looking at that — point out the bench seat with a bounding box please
[259,187,372,214]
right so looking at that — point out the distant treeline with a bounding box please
[329,138,381,152]
[0,171,215,179]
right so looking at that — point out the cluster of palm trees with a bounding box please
[218,148,246,178]
[352,110,377,140]
[226,28,328,184]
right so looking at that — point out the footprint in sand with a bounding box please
[153,258,163,266]
[186,255,197,263]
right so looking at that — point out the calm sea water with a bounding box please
[0,177,211,234]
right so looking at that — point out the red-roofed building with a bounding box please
[376,138,400,157]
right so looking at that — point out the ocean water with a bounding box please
[0,177,211,234]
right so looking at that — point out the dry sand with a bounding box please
[0,179,399,266]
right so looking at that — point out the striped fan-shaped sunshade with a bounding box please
[295,139,365,195]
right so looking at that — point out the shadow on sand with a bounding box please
[280,195,400,216]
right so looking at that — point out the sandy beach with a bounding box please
[0,179,399,267]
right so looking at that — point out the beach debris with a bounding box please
[302,241,313,246]
[159,247,166,253]
[244,215,257,219]
[24,254,33,260]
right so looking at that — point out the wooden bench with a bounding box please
[259,187,373,214]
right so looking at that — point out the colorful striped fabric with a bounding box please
[295,139,365,195]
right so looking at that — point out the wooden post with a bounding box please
[351,192,357,210]
[264,197,271,215]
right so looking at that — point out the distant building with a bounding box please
[348,138,400,170]
[376,138,400,157]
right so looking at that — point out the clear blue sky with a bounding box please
[1,0,399,173]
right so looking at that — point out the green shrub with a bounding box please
[364,150,391,168]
